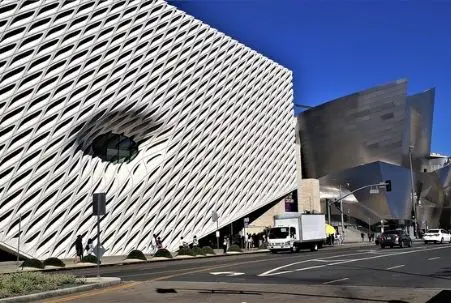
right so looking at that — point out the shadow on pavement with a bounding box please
[172,287,403,302]
[426,290,451,303]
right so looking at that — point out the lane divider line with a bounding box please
[428,257,440,260]
[386,265,405,270]
[323,277,349,285]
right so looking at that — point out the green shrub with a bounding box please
[81,254,100,264]
[126,250,147,260]
[177,247,194,256]
[21,258,44,269]
[154,248,172,258]
[191,246,205,256]
[202,246,215,255]
[43,257,65,268]
[228,244,242,252]
[0,272,83,299]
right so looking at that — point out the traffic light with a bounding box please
[385,180,392,192]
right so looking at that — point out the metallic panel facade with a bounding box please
[299,80,408,179]
[299,80,450,229]
[0,0,296,259]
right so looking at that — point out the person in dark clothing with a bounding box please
[74,235,83,263]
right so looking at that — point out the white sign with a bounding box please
[216,231,220,238]
[210,272,245,276]
[369,188,379,194]
[244,217,249,223]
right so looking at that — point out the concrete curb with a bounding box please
[0,277,121,302]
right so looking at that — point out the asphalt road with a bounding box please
[39,243,451,303]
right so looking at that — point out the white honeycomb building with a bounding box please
[0,0,296,259]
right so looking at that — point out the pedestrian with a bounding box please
[74,235,83,263]
[85,238,94,255]
[157,237,163,249]
[361,232,365,242]
[193,235,198,247]
[223,236,228,254]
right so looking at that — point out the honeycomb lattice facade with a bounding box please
[0,0,296,258]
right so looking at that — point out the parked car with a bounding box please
[423,229,451,244]
[380,230,412,248]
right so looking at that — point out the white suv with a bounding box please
[423,229,451,244]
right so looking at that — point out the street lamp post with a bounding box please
[408,145,417,238]
[339,185,345,238]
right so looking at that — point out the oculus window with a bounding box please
[91,132,139,164]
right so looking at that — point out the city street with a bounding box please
[38,243,451,302]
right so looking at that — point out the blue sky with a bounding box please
[168,0,450,155]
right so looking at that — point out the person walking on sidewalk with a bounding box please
[74,235,83,263]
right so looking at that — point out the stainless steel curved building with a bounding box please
[298,79,450,230]
[0,0,296,259]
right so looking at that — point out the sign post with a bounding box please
[212,211,219,250]
[16,215,21,269]
[93,193,106,278]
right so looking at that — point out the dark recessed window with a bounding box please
[90,132,139,164]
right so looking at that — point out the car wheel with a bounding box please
[408,240,412,247]
[424,241,428,244]
[441,238,444,244]
[381,244,385,249]
[400,241,404,248]
[271,250,277,254]
[390,245,394,248]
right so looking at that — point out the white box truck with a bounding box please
[267,212,326,253]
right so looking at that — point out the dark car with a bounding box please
[380,230,412,248]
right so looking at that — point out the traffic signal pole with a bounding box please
[328,181,392,213]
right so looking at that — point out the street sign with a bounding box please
[369,187,379,194]
[93,245,106,258]
[216,231,220,238]
[212,211,218,222]
[93,193,106,216]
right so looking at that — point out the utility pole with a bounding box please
[409,145,417,238]
[327,199,331,225]
[17,215,21,268]
[339,185,345,238]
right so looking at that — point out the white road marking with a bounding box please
[295,265,326,271]
[428,257,440,260]
[386,265,405,270]
[258,245,450,277]
[323,277,349,284]
[258,252,371,276]
[210,271,244,276]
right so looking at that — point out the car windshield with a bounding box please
[268,227,289,239]
[383,230,401,235]
[427,229,440,233]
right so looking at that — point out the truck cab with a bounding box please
[267,226,298,252]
